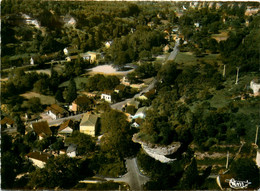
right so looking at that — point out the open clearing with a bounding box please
[59,77,88,89]
[87,64,134,75]
[20,92,55,105]
[175,52,221,66]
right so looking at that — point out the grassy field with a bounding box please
[175,52,221,67]
[20,92,55,105]
[59,77,89,90]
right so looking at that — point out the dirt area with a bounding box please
[20,92,55,105]
[0,78,9,82]
[195,151,234,160]
[25,69,51,76]
[88,64,134,76]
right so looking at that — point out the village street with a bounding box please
[105,158,150,190]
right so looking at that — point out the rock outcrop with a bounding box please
[133,134,181,163]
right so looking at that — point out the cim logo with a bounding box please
[226,178,251,189]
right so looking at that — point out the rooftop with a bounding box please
[80,113,98,127]
[26,152,51,162]
[115,84,126,91]
[32,121,52,137]
[102,90,114,95]
[46,104,68,115]
[1,116,15,125]
[58,119,73,132]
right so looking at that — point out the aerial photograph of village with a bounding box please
[1,0,259,190]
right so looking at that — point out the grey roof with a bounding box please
[80,113,98,127]
[67,144,77,153]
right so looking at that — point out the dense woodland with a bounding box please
[1,0,260,190]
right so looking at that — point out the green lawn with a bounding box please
[59,77,89,90]
[175,52,221,67]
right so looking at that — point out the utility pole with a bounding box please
[226,151,229,169]
[223,64,226,78]
[255,125,259,145]
[235,67,240,85]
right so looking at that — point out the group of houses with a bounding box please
[25,111,99,168]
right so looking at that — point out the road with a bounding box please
[111,78,157,111]
[105,158,150,190]
[166,38,180,62]
[29,113,84,126]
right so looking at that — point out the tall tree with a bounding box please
[101,110,139,159]
[66,78,77,104]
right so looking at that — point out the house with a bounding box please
[1,116,15,128]
[63,15,76,26]
[46,104,69,120]
[121,76,130,86]
[80,51,100,63]
[26,152,51,168]
[58,120,73,137]
[63,47,78,56]
[66,144,77,157]
[21,14,40,28]
[82,91,99,98]
[65,55,78,62]
[163,44,170,53]
[105,41,112,48]
[131,122,140,128]
[32,121,52,140]
[114,84,126,93]
[80,113,99,137]
[101,90,113,103]
[147,21,155,28]
[250,79,260,96]
[30,57,34,65]
[132,107,148,119]
[127,100,140,109]
[194,22,200,28]
[139,89,156,100]
[70,96,94,113]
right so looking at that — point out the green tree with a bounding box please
[1,151,17,189]
[14,115,25,135]
[101,110,139,159]
[229,157,259,188]
[24,97,43,113]
[179,158,199,189]
[66,78,77,103]
[65,131,96,156]
[55,89,64,103]
[28,155,93,189]
[157,61,179,85]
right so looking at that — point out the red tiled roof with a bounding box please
[58,119,73,132]
[26,152,51,162]
[144,88,156,98]
[115,84,126,91]
[102,90,114,95]
[32,121,52,137]
[46,104,68,115]
[1,117,14,125]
